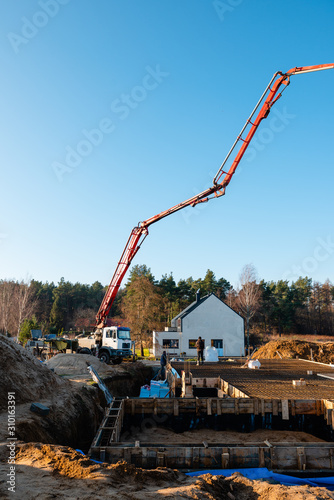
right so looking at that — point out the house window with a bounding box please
[211,339,223,349]
[163,339,179,349]
[189,339,205,349]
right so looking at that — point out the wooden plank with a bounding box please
[193,447,200,468]
[254,399,259,416]
[282,399,289,420]
[124,396,321,417]
[196,398,200,415]
[222,447,229,468]
[297,447,306,470]
[259,447,265,467]
[291,400,296,417]
[92,444,334,471]
[173,399,179,416]
[207,398,212,416]
[157,452,166,467]
[270,447,276,469]
[272,399,278,416]
[306,447,332,470]
[294,400,317,414]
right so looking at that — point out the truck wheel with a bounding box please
[99,351,110,364]
[111,357,122,365]
[78,347,92,355]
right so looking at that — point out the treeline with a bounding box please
[0,267,231,340]
[1,265,333,344]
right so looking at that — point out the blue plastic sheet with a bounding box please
[76,449,104,464]
[76,449,334,489]
[186,468,334,490]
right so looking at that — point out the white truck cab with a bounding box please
[97,326,133,364]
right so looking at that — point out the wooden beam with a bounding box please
[281,399,289,420]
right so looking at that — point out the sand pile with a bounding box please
[123,426,326,445]
[256,339,334,363]
[46,352,115,376]
[1,442,334,499]
[0,335,101,447]
[0,335,68,411]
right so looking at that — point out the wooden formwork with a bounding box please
[89,397,334,470]
[90,441,334,471]
[89,360,334,470]
[124,397,322,419]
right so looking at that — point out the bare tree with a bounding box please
[237,264,262,354]
[0,280,16,334]
[15,279,37,336]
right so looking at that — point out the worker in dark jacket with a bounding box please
[195,336,204,365]
[160,350,167,379]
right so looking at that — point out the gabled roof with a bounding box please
[171,293,212,327]
[171,292,242,328]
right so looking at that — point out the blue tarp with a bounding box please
[75,448,334,490]
[186,468,334,490]
[76,449,103,464]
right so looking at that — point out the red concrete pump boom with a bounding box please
[96,63,334,327]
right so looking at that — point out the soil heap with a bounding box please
[256,339,334,363]
[0,335,67,412]
[0,335,101,446]
[1,442,334,499]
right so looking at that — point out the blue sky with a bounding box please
[0,0,333,289]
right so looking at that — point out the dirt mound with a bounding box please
[124,426,326,445]
[1,442,334,499]
[0,335,102,447]
[0,335,67,411]
[46,352,115,375]
[256,339,334,363]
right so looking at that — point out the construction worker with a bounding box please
[196,336,204,365]
[160,350,167,379]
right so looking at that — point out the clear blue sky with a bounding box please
[0,0,333,289]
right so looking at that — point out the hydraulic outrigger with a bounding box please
[96,64,334,328]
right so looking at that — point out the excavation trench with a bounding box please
[89,359,334,471]
[3,337,334,473]
[90,398,334,472]
[0,336,154,453]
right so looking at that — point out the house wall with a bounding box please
[153,331,181,357]
[153,295,244,358]
[181,295,244,357]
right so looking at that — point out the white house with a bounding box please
[153,292,244,358]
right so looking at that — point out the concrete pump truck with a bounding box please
[91,64,334,364]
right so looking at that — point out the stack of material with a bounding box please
[139,379,170,397]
